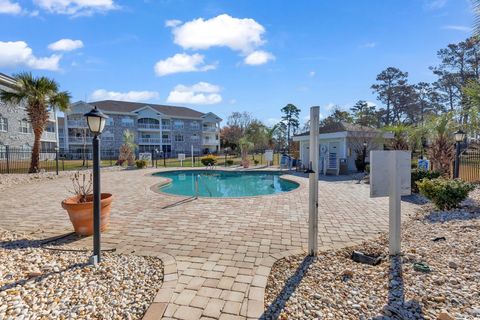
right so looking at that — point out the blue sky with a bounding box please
[0,0,474,126]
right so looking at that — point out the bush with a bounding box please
[411,169,441,193]
[135,159,147,169]
[226,159,234,166]
[254,159,259,165]
[201,155,217,166]
[416,178,475,210]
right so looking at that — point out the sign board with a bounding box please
[370,151,411,198]
[139,153,152,161]
[418,159,430,171]
[264,150,273,162]
[178,153,186,161]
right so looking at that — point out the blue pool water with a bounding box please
[154,170,299,198]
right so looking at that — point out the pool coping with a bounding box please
[148,169,303,200]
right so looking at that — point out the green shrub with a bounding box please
[226,159,234,166]
[411,169,442,193]
[201,155,217,166]
[365,164,370,174]
[254,159,259,165]
[416,178,475,210]
[135,159,147,169]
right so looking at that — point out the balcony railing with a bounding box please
[138,138,161,144]
[68,120,88,127]
[161,124,171,130]
[41,131,57,141]
[162,138,172,144]
[138,123,160,130]
[203,127,217,132]
[203,139,219,145]
[68,136,92,144]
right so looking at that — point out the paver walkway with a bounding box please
[0,168,419,319]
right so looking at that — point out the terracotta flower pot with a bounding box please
[61,193,114,236]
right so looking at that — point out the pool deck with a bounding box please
[0,167,420,320]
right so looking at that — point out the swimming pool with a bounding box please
[154,170,299,198]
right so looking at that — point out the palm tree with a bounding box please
[265,125,278,149]
[0,72,70,173]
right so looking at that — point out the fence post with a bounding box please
[6,146,10,174]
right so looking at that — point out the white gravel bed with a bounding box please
[265,201,480,319]
[0,229,163,320]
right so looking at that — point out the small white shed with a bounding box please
[293,122,393,174]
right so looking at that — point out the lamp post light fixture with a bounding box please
[84,106,108,264]
[453,129,466,179]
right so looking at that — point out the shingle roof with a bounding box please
[295,121,380,137]
[91,100,205,118]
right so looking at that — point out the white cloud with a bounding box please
[171,14,266,53]
[309,71,316,77]
[48,39,84,51]
[90,89,159,102]
[167,82,222,105]
[165,19,181,27]
[0,0,21,14]
[359,42,376,48]
[244,50,275,65]
[154,53,215,76]
[33,0,117,16]
[442,25,471,32]
[0,41,61,71]
[265,118,281,126]
[424,0,447,10]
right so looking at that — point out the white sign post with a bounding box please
[308,106,320,256]
[370,150,411,255]
[178,153,186,167]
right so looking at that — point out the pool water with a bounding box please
[154,170,299,198]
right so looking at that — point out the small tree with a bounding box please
[118,129,137,166]
[426,113,456,175]
[281,104,300,153]
[239,137,254,168]
[383,125,410,150]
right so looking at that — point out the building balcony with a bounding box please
[68,120,88,127]
[202,139,219,145]
[162,138,172,144]
[138,123,160,130]
[161,124,171,130]
[138,138,161,144]
[41,131,57,141]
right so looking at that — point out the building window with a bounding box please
[174,134,184,142]
[0,115,7,132]
[121,118,134,126]
[106,118,114,126]
[173,120,184,129]
[18,119,31,133]
[190,121,200,129]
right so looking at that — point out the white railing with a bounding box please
[138,138,161,144]
[68,120,88,127]
[68,136,92,144]
[41,131,57,141]
[162,138,172,144]
[138,123,160,130]
[202,127,217,132]
[161,124,171,130]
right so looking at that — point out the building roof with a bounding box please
[91,100,206,118]
[295,121,380,137]
[0,73,17,89]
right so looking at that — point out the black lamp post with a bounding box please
[154,148,159,168]
[362,141,367,167]
[55,146,59,175]
[84,106,108,264]
[453,129,466,179]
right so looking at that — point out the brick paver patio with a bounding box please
[0,168,419,319]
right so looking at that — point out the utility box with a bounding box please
[339,158,348,175]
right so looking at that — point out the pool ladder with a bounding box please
[195,174,213,198]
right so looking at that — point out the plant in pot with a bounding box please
[61,171,113,236]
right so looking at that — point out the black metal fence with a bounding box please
[459,149,480,183]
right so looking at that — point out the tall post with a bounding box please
[389,152,401,255]
[191,145,194,168]
[225,152,227,167]
[6,145,10,174]
[308,106,320,256]
[92,135,101,263]
[151,149,154,168]
[163,152,166,167]
[55,148,59,175]
[454,142,461,179]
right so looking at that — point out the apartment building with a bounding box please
[0,73,59,155]
[61,100,222,156]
